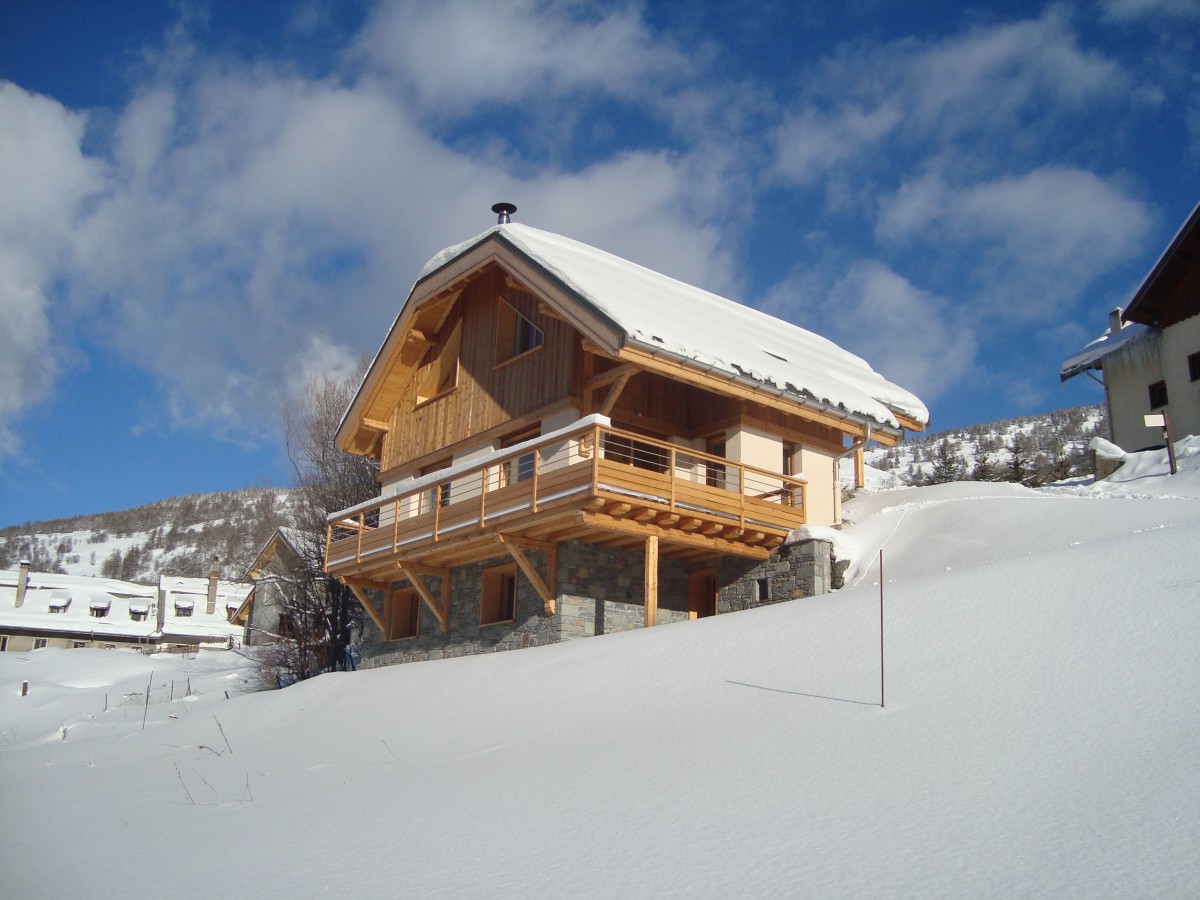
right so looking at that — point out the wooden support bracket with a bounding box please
[499,535,557,616]
[395,562,450,632]
[341,578,388,635]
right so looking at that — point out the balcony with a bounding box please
[325,419,806,580]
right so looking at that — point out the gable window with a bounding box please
[415,315,462,404]
[481,564,517,626]
[49,599,70,614]
[1188,351,1200,382]
[129,605,149,622]
[174,600,194,617]
[90,606,109,618]
[495,299,544,366]
[387,588,420,641]
[1148,380,1168,409]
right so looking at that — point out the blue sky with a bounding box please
[1,0,1197,526]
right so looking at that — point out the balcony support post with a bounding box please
[644,535,659,628]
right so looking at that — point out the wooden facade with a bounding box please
[328,221,926,660]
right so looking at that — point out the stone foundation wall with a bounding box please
[359,537,835,669]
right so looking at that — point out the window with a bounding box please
[387,588,420,641]
[72,641,86,648]
[175,603,194,617]
[420,459,452,512]
[34,638,48,649]
[500,427,540,486]
[1148,380,1168,409]
[481,564,517,625]
[90,605,109,618]
[49,597,70,614]
[603,433,668,473]
[706,438,727,488]
[0,636,8,652]
[495,299,544,365]
[129,608,148,622]
[756,578,771,602]
[1189,351,1200,382]
[415,315,462,404]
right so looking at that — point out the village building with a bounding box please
[233,527,311,646]
[1061,201,1200,451]
[0,558,249,653]
[326,208,928,667]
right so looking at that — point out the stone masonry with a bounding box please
[358,536,835,668]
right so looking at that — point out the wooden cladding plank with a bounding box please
[644,535,658,627]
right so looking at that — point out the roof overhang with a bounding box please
[1123,200,1200,328]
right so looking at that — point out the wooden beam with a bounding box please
[396,562,448,632]
[632,508,658,523]
[678,517,703,532]
[654,513,680,527]
[499,535,556,616]
[597,369,635,417]
[584,362,640,391]
[342,580,387,635]
[644,535,658,627]
[362,418,391,433]
[607,502,632,518]
[577,512,772,560]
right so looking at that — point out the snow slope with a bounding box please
[2,441,1198,898]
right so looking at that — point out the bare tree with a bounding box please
[278,365,379,679]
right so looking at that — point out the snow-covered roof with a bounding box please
[412,223,928,431]
[0,570,246,645]
[1060,322,1152,381]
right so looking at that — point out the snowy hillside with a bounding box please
[0,488,297,582]
[866,403,1106,485]
[2,437,1197,897]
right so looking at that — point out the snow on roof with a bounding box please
[1059,321,1152,381]
[416,223,929,431]
[0,569,245,644]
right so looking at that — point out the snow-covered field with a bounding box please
[3,440,1199,898]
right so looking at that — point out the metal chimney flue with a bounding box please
[492,202,517,225]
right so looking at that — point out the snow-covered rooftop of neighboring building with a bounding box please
[0,569,247,644]
[417,223,929,432]
[1060,321,1152,381]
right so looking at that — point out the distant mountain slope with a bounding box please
[0,488,297,583]
[865,403,1106,486]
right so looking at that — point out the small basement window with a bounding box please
[1148,380,1168,409]
[387,588,420,641]
[481,564,517,626]
[495,298,544,365]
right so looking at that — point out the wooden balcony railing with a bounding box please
[325,421,806,574]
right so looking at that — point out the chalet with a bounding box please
[0,559,249,653]
[1062,201,1200,451]
[326,207,928,667]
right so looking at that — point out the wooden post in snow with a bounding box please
[879,549,885,709]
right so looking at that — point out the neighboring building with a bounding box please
[0,558,249,653]
[234,527,310,646]
[326,210,928,667]
[1062,202,1200,451]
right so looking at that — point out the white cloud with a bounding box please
[1101,0,1200,21]
[355,0,691,117]
[760,261,976,405]
[0,83,103,458]
[876,167,1153,315]
[773,9,1128,190]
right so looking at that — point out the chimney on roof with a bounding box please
[491,202,517,225]
[206,556,220,615]
[1108,307,1124,334]
[15,560,30,608]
